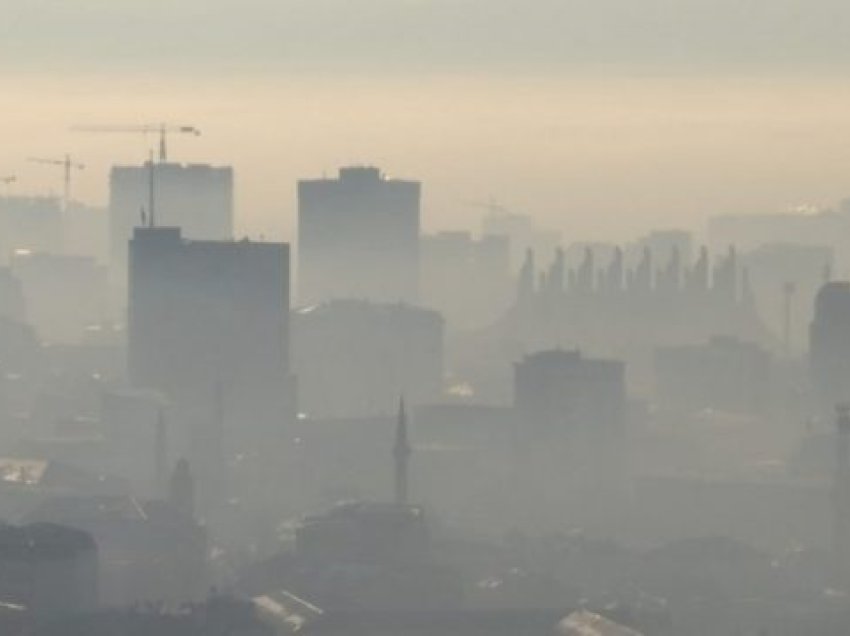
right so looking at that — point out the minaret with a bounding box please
[154,407,168,497]
[393,398,412,506]
[169,457,196,519]
[834,403,850,580]
[168,458,195,517]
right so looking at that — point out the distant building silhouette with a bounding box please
[834,404,850,580]
[394,399,412,506]
[810,282,850,410]
[10,251,107,343]
[497,244,770,398]
[420,231,512,329]
[297,166,420,304]
[480,209,560,272]
[293,299,443,418]
[169,458,195,520]
[25,494,207,605]
[0,523,97,615]
[0,196,62,262]
[514,349,625,442]
[654,336,771,415]
[743,243,832,355]
[110,161,233,281]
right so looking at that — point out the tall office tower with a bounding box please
[810,282,850,412]
[128,227,293,454]
[297,166,420,304]
[110,162,233,280]
[514,349,626,443]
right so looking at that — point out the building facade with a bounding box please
[297,166,420,304]
[514,349,626,442]
[128,227,293,451]
[110,162,233,281]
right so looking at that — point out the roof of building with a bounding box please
[0,523,95,560]
[557,610,644,636]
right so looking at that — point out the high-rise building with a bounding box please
[0,523,98,615]
[514,349,626,442]
[11,251,108,343]
[297,166,420,304]
[292,299,443,418]
[0,197,62,262]
[654,336,771,415]
[810,282,850,411]
[420,231,512,329]
[128,227,293,451]
[110,162,233,280]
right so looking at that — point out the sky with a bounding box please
[3,0,850,242]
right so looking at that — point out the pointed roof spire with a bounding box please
[393,396,412,506]
[394,396,411,459]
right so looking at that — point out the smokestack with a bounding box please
[393,397,412,506]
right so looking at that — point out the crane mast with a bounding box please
[27,154,84,211]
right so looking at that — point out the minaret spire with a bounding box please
[155,406,167,497]
[834,403,850,581]
[393,397,412,506]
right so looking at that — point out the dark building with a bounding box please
[128,227,294,454]
[654,336,771,415]
[238,416,462,612]
[110,162,233,280]
[24,495,206,607]
[296,501,430,566]
[810,282,850,411]
[297,166,420,304]
[292,299,443,418]
[0,523,97,615]
[514,349,626,441]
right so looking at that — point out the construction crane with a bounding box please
[27,155,84,210]
[464,198,514,217]
[0,175,15,197]
[72,123,201,162]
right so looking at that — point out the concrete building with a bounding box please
[514,349,625,442]
[834,405,850,580]
[743,243,832,355]
[0,197,62,263]
[10,251,108,344]
[297,166,420,304]
[110,162,233,280]
[420,231,512,330]
[0,523,97,615]
[24,495,206,606]
[654,336,771,415]
[809,282,850,411]
[292,299,443,418]
[128,227,294,455]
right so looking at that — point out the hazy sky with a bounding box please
[3,1,850,243]
[4,0,850,73]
